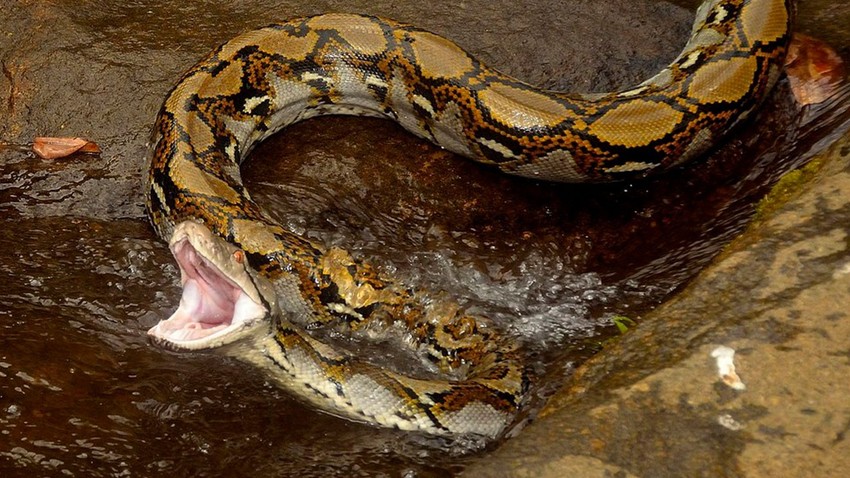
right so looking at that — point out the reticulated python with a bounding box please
[145,0,793,438]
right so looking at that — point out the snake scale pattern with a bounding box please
[145,0,793,438]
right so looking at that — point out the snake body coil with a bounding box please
[146,0,792,438]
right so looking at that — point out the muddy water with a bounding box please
[2,0,850,476]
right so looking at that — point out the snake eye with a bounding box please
[233,250,244,264]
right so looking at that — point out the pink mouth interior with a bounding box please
[148,239,253,345]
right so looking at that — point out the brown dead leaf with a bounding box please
[33,136,101,159]
[785,34,847,106]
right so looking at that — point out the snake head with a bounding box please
[148,220,275,350]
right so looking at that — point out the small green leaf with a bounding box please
[611,315,636,334]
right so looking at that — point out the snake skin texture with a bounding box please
[145,0,793,438]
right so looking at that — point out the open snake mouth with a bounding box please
[148,222,268,350]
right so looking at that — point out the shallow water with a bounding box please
[4,88,847,476]
[2,0,850,476]
[0,218,480,476]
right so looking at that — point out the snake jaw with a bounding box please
[148,221,269,350]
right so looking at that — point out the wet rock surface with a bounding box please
[2,0,849,476]
[464,128,850,476]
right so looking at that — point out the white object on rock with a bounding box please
[711,345,746,390]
